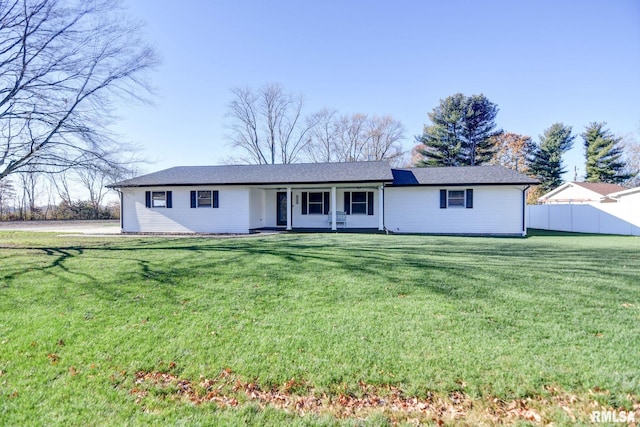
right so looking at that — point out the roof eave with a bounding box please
[389,181,538,187]
[108,178,394,188]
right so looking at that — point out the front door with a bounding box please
[276,192,287,226]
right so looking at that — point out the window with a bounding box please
[145,191,172,208]
[308,192,323,214]
[344,191,374,215]
[198,190,212,207]
[190,190,219,208]
[152,192,166,207]
[301,192,330,215]
[448,190,465,207]
[351,192,367,214]
[440,189,473,209]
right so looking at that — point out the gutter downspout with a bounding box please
[522,185,530,236]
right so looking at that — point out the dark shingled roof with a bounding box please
[390,165,538,186]
[108,161,394,187]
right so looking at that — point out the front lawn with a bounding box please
[0,231,638,425]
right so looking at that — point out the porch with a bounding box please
[249,184,385,231]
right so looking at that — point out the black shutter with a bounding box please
[440,189,447,209]
[190,191,196,208]
[344,192,350,214]
[213,191,219,208]
[323,192,330,214]
[466,189,473,209]
[145,191,151,208]
[367,191,374,215]
[166,191,172,208]
[302,192,307,215]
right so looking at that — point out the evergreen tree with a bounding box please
[415,93,501,166]
[462,94,502,165]
[583,122,629,183]
[528,123,575,192]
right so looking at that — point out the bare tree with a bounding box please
[0,0,158,182]
[76,165,121,219]
[226,83,315,164]
[335,113,370,162]
[621,137,640,187]
[304,112,405,164]
[304,108,339,163]
[49,169,74,206]
[0,178,14,218]
[17,166,40,219]
[366,115,406,163]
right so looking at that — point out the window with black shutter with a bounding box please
[440,189,474,209]
[191,190,219,208]
[345,191,374,215]
[301,192,330,215]
[147,191,169,208]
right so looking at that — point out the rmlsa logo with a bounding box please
[591,410,635,423]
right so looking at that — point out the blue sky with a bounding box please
[118,0,640,179]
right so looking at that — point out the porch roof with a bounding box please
[108,161,394,188]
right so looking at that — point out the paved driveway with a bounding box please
[0,220,121,234]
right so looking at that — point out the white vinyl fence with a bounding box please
[528,203,640,236]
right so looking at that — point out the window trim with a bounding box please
[301,191,330,215]
[447,190,465,208]
[197,190,212,207]
[145,190,172,208]
[344,191,374,215]
[440,189,473,209]
[190,190,219,208]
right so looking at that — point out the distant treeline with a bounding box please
[0,200,119,221]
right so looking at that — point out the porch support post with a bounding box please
[286,187,292,231]
[331,186,337,231]
[378,186,384,231]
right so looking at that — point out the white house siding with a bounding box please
[617,191,640,205]
[384,186,526,235]
[248,188,265,229]
[542,185,601,203]
[121,186,251,233]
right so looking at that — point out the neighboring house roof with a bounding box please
[608,186,640,199]
[539,181,626,202]
[569,182,626,196]
[109,162,538,188]
[390,165,538,186]
[108,161,395,187]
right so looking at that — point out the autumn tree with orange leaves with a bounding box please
[489,133,535,173]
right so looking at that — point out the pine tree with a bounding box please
[528,123,575,192]
[583,122,629,183]
[415,93,501,166]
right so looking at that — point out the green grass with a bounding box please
[0,231,639,425]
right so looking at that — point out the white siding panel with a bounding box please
[385,186,525,235]
[248,188,265,229]
[264,190,278,227]
[121,187,250,233]
[545,185,600,203]
[618,191,640,204]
